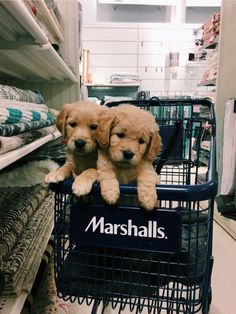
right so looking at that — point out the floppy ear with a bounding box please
[96,110,115,147]
[146,130,162,161]
[56,103,73,139]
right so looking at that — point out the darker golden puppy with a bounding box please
[97,104,162,210]
[45,101,105,196]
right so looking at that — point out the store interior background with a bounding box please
[79,0,236,239]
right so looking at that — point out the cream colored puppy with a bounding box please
[97,104,162,210]
[45,101,105,196]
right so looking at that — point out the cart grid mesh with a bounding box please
[53,98,217,314]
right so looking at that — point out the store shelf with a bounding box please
[198,79,216,87]
[214,211,236,241]
[0,0,48,45]
[84,83,141,87]
[186,0,221,7]
[36,0,64,42]
[0,0,78,82]
[0,130,61,171]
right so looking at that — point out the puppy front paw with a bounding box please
[72,176,93,197]
[44,170,66,183]
[102,189,120,205]
[100,180,120,205]
[138,190,158,211]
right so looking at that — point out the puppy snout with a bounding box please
[123,150,134,160]
[74,139,86,149]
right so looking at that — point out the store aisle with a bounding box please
[68,221,236,314]
[209,221,236,314]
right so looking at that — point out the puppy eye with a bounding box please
[117,133,125,138]
[69,122,77,128]
[139,138,145,144]
[90,124,97,130]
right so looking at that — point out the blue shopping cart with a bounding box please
[51,98,217,314]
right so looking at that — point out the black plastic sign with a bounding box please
[70,202,181,254]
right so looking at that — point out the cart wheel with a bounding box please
[202,288,212,314]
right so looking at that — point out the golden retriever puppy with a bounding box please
[45,101,105,196]
[97,104,162,211]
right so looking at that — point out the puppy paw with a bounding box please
[72,177,93,197]
[44,170,66,183]
[102,189,120,205]
[138,192,158,211]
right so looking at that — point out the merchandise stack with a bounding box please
[110,72,141,84]
[198,13,220,87]
[202,13,220,47]
[0,184,54,296]
[0,84,56,155]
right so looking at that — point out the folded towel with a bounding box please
[0,119,55,136]
[0,98,49,112]
[0,84,44,104]
[0,108,55,124]
[0,125,56,155]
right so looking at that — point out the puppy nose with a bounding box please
[75,139,86,149]
[123,150,134,160]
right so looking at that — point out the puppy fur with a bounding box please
[96,104,162,211]
[45,101,105,196]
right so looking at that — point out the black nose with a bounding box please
[75,139,86,149]
[123,150,134,160]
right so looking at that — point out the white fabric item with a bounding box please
[0,98,49,112]
[220,99,236,195]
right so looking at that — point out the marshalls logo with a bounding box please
[85,216,168,239]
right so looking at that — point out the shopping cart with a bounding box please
[51,98,217,314]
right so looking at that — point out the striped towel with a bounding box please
[0,84,44,104]
[0,99,55,124]
[0,108,55,124]
[0,99,49,112]
[0,125,56,155]
[0,120,55,136]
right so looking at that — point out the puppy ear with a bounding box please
[146,130,162,161]
[56,103,72,139]
[96,110,114,147]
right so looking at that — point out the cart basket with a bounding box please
[52,98,217,314]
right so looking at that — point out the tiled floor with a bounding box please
[208,222,236,314]
[68,221,236,314]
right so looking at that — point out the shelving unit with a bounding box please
[35,0,64,42]
[0,0,78,82]
[0,130,61,171]
[197,79,216,87]
[0,1,80,313]
[84,83,140,87]
[85,83,140,100]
